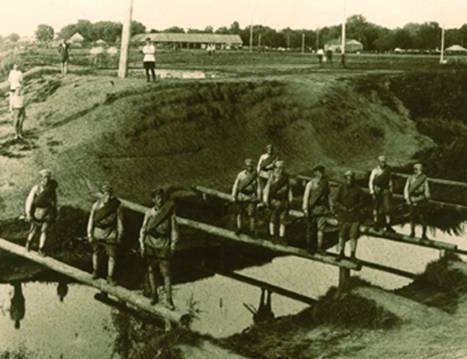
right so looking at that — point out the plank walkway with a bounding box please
[0,238,190,325]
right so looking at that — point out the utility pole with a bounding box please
[301,33,305,54]
[440,26,446,64]
[341,0,347,68]
[316,28,320,51]
[258,33,262,48]
[118,0,134,79]
[249,24,254,52]
[287,33,290,49]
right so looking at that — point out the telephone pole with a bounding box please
[249,24,254,52]
[341,0,347,68]
[118,0,134,79]
[440,26,446,64]
[301,33,305,54]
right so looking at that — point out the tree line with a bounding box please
[3,15,467,51]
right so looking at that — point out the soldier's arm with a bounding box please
[368,169,376,195]
[334,186,345,212]
[170,213,178,253]
[116,207,124,242]
[139,211,149,245]
[404,178,410,203]
[302,182,312,212]
[25,185,38,219]
[389,174,394,193]
[288,182,293,203]
[232,174,240,200]
[425,180,431,200]
[87,203,97,241]
[256,156,264,173]
[263,177,272,204]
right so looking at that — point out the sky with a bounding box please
[0,0,465,37]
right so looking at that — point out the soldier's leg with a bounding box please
[278,204,287,242]
[160,259,174,309]
[305,216,313,252]
[269,204,278,237]
[420,204,428,239]
[235,203,243,233]
[349,222,360,259]
[409,205,417,237]
[38,222,49,255]
[372,195,379,226]
[148,259,159,304]
[26,222,38,250]
[247,202,256,234]
[383,191,393,229]
[18,108,26,137]
[337,223,348,259]
[91,243,100,278]
[106,245,117,284]
[316,216,326,254]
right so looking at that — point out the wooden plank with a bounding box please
[175,216,361,270]
[0,238,189,325]
[359,225,458,251]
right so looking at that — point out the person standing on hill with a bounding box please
[232,159,260,236]
[264,161,293,244]
[302,165,332,254]
[257,144,278,196]
[404,163,431,240]
[25,169,58,256]
[58,39,70,76]
[87,185,123,285]
[369,156,394,232]
[11,86,26,140]
[8,64,23,112]
[335,170,365,261]
[139,188,177,310]
[142,37,156,82]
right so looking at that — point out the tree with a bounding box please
[229,21,241,34]
[374,30,395,51]
[393,28,414,49]
[215,26,230,34]
[163,26,185,33]
[131,21,146,36]
[35,24,54,43]
[7,33,20,42]
[417,22,441,49]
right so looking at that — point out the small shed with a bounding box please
[325,38,363,53]
[69,32,85,44]
[446,45,467,53]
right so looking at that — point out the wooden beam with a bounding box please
[199,267,316,305]
[360,225,457,251]
[175,216,361,270]
[0,238,190,325]
[296,175,467,211]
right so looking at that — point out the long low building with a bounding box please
[133,33,243,50]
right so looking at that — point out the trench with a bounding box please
[0,70,467,358]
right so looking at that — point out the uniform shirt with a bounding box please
[139,206,178,250]
[404,174,430,202]
[368,165,393,194]
[25,182,57,215]
[87,198,124,242]
[302,177,331,212]
[143,44,156,62]
[264,171,293,203]
[8,70,23,90]
[232,169,258,198]
[335,183,365,222]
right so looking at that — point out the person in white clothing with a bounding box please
[8,64,23,112]
[11,86,26,139]
[142,38,156,82]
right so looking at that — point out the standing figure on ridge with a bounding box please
[58,39,70,76]
[25,169,58,256]
[264,161,293,244]
[369,156,394,232]
[232,159,260,236]
[87,185,123,285]
[302,165,332,254]
[404,163,431,240]
[142,37,156,82]
[257,144,278,197]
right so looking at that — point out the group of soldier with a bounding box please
[22,145,431,310]
[232,145,432,260]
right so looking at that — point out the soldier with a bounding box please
[87,185,123,285]
[335,171,366,261]
[257,144,278,193]
[302,165,332,254]
[404,163,431,239]
[139,188,178,310]
[264,161,293,243]
[368,156,394,232]
[25,169,58,256]
[232,158,259,236]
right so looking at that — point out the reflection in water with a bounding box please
[57,281,69,303]
[244,288,275,324]
[9,282,25,330]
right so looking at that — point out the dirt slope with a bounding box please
[0,70,432,218]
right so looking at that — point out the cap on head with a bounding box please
[414,163,423,170]
[100,184,113,194]
[39,169,52,178]
[245,158,254,167]
[275,160,285,169]
[344,170,354,178]
[266,144,273,151]
[312,165,325,174]
[378,155,386,163]
[152,187,165,199]
[146,37,151,42]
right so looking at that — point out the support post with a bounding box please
[440,27,446,64]
[341,0,347,68]
[301,33,305,54]
[249,24,254,52]
[118,0,134,79]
